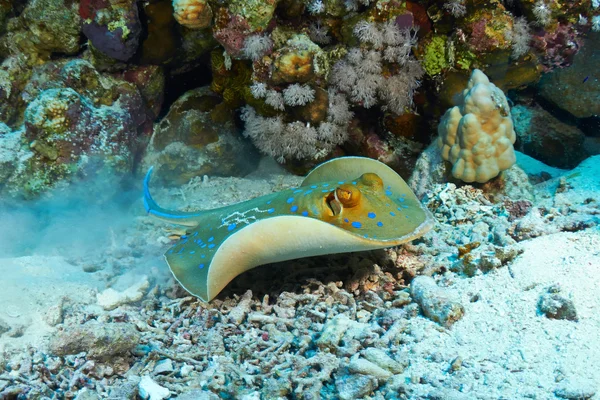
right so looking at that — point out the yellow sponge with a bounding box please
[437,69,516,183]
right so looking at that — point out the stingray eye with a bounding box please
[359,173,384,190]
[335,184,361,208]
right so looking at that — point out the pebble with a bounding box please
[44,299,65,326]
[538,285,578,321]
[176,389,220,400]
[336,374,376,400]
[240,392,261,400]
[180,364,194,377]
[153,359,174,375]
[362,348,405,374]
[97,276,150,311]
[74,388,101,400]
[228,290,253,324]
[49,321,140,361]
[410,276,465,327]
[554,378,596,399]
[0,318,9,336]
[348,357,392,381]
[315,314,352,351]
[138,375,170,400]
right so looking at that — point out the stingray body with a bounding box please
[144,157,435,301]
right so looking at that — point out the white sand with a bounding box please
[400,227,599,398]
[0,255,101,352]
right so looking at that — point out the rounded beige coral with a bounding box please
[172,0,213,29]
[437,69,516,183]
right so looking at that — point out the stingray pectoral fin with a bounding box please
[303,157,407,194]
[166,215,434,302]
[143,167,206,227]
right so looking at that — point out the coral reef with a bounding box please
[0,0,597,195]
[143,86,259,185]
[0,59,154,197]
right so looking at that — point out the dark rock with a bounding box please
[80,0,142,62]
[512,104,588,169]
[538,32,600,119]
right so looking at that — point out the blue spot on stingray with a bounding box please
[286,197,294,204]
[406,215,410,219]
[351,221,362,228]
[228,223,236,231]
[377,221,383,227]
[198,264,205,269]
[399,197,405,202]
[201,254,205,258]
[177,248,184,254]
[397,207,402,211]
[181,235,188,239]
[322,189,330,193]
[311,185,317,189]
[304,190,313,195]
[208,243,215,249]
[367,212,376,219]
[208,236,214,242]
[352,181,357,185]
[200,244,207,248]
[322,183,329,187]
[385,190,392,196]
[338,181,345,184]
[168,249,174,254]
[193,232,198,237]
[344,218,349,223]
[390,211,396,216]
[267,200,272,205]
[268,208,275,214]
[301,211,309,216]
[290,205,298,212]
[190,251,196,254]
[293,189,303,193]
[403,205,409,208]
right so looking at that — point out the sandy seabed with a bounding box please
[0,154,598,400]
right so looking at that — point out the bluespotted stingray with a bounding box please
[144,157,435,301]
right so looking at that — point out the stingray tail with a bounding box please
[143,167,206,226]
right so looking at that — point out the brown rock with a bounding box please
[49,321,140,361]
